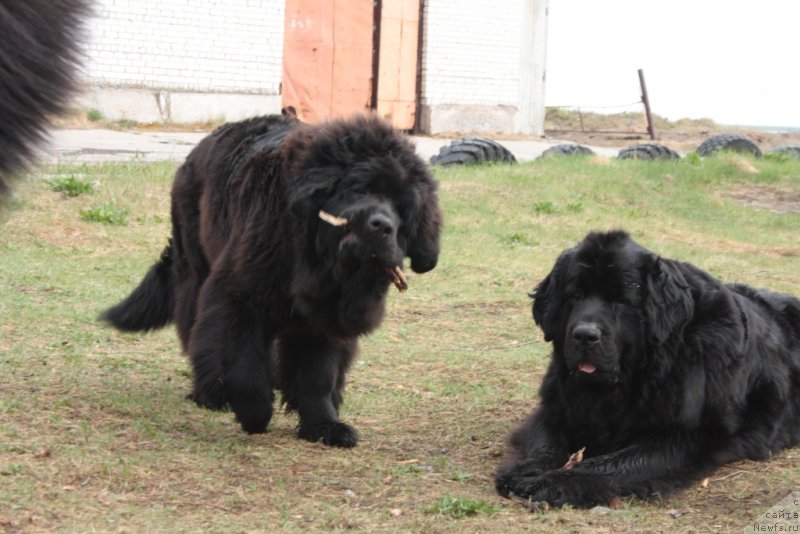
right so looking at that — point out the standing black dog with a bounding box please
[496,230,800,506]
[0,0,90,196]
[102,113,442,447]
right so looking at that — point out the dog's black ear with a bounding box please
[531,250,571,342]
[643,255,694,345]
[531,273,554,342]
[289,178,333,220]
[406,184,443,274]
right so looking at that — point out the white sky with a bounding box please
[545,0,800,128]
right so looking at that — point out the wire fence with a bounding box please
[544,70,657,139]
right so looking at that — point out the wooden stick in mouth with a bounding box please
[386,265,408,292]
[318,210,348,227]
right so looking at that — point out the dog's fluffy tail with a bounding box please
[101,242,175,332]
[0,0,91,197]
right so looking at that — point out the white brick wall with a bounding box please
[421,0,524,107]
[85,0,285,94]
[81,0,546,132]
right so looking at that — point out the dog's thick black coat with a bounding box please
[496,230,800,507]
[103,114,442,446]
[0,0,90,195]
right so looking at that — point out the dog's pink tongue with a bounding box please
[577,362,597,374]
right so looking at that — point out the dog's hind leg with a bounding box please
[171,232,209,350]
[711,378,790,463]
[174,272,203,351]
[276,334,359,447]
[169,177,211,349]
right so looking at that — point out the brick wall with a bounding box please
[421,0,523,107]
[85,0,285,94]
[81,0,546,132]
[419,0,546,134]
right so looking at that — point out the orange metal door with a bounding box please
[282,0,374,123]
[376,0,420,130]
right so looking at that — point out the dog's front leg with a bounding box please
[277,334,359,447]
[507,430,706,507]
[495,407,571,497]
[188,271,274,434]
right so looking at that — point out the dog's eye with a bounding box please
[572,291,583,301]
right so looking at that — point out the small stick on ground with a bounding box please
[319,210,348,227]
[510,495,551,512]
[563,447,585,470]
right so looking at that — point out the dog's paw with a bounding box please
[186,390,228,411]
[238,416,270,434]
[510,472,574,507]
[495,460,555,497]
[510,471,609,508]
[232,404,273,435]
[298,421,359,448]
[495,469,519,498]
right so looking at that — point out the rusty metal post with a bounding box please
[370,0,383,112]
[638,68,656,140]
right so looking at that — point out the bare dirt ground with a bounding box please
[549,126,800,154]
[543,110,800,154]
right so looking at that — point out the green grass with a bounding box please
[76,107,227,132]
[79,201,129,225]
[1,154,799,532]
[86,108,104,122]
[46,175,95,197]
[426,495,500,518]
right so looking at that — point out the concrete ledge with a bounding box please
[419,104,518,135]
[78,86,281,123]
[44,129,624,165]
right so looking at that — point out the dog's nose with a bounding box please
[367,212,395,237]
[572,323,601,345]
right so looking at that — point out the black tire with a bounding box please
[766,145,800,159]
[430,137,517,166]
[538,144,595,159]
[696,134,762,157]
[617,143,680,161]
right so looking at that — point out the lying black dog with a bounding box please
[496,230,800,506]
[0,0,89,196]
[103,113,442,447]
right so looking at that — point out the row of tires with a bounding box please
[429,133,800,166]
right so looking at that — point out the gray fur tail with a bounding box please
[0,0,91,196]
